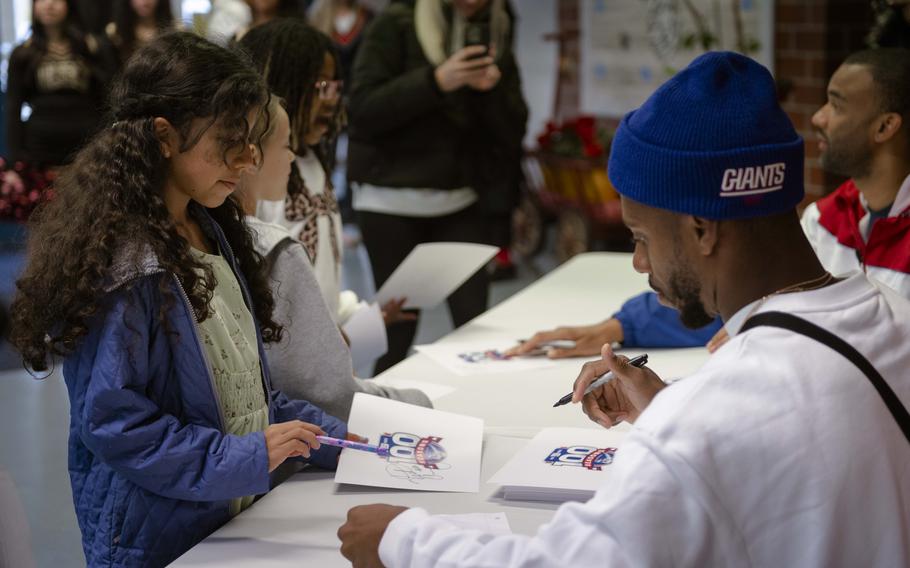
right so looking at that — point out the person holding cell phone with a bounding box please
[346,0,528,374]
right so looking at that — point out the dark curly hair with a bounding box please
[238,19,343,172]
[10,32,282,372]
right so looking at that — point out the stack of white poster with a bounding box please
[489,427,628,503]
[334,393,484,493]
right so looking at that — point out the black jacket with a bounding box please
[347,0,528,213]
[5,38,111,166]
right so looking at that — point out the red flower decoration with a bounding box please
[0,160,56,222]
[575,116,596,144]
[582,142,604,158]
[536,116,612,160]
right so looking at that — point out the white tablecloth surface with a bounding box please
[173,253,710,566]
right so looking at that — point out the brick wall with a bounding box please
[556,0,872,197]
[775,0,871,197]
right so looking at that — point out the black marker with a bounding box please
[552,354,650,407]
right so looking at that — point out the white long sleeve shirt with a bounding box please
[379,273,910,567]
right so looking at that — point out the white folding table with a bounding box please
[172,253,710,567]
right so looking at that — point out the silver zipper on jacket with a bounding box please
[172,274,227,433]
[113,270,228,432]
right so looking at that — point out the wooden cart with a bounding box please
[512,151,630,262]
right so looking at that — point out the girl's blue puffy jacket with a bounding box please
[62,206,347,567]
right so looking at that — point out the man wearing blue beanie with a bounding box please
[338,52,910,567]
[511,47,910,359]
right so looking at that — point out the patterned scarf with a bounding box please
[284,163,341,267]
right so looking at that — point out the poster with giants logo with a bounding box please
[489,428,627,502]
[334,394,484,493]
[545,445,617,471]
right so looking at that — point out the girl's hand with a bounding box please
[264,421,324,472]
[381,298,417,325]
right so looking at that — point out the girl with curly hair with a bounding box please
[9,32,349,567]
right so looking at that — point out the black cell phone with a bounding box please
[464,22,491,59]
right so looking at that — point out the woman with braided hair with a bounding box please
[9,32,355,567]
[239,19,413,369]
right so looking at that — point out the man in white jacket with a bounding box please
[337,52,910,568]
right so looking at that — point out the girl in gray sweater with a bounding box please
[236,97,431,421]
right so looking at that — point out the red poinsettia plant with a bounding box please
[0,157,56,222]
[536,116,612,160]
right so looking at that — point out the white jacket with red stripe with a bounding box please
[801,174,910,298]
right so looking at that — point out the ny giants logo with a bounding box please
[545,445,616,471]
[378,432,447,470]
[720,162,786,197]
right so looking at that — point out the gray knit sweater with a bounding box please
[246,216,432,421]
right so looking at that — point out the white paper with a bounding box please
[335,393,484,493]
[414,342,559,377]
[435,513,512,535]
[342,302,388,370]
[374,243,499,309]
[370,378,456,403]
[489,427,628,502]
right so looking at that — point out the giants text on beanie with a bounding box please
[607,51,805,219]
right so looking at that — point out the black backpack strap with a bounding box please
[741,311,910,445]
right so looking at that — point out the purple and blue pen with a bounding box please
[316,435,389,457]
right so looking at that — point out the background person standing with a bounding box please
[5,0,110,170]
[347,0,528,373]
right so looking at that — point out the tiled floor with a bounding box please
[0,225,557,567]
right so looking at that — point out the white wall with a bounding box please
[10,0,32,42]
[513,0,558,148]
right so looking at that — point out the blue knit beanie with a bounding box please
[608,52,804,219]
